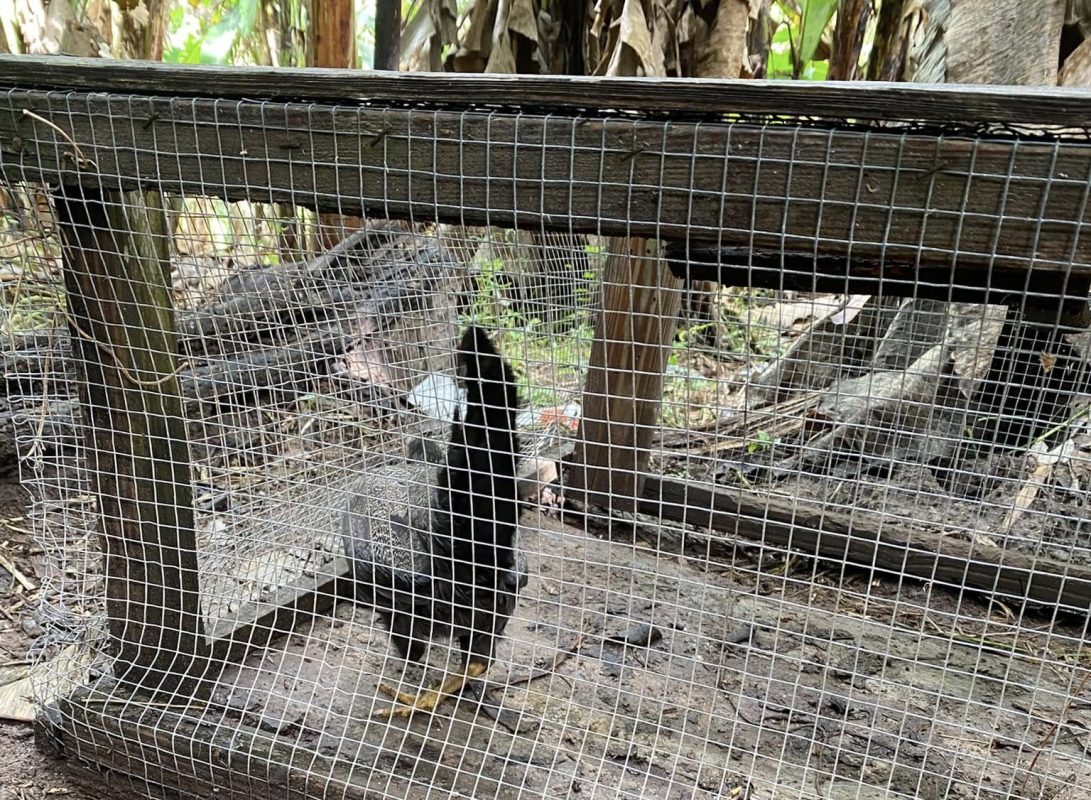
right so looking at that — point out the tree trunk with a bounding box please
[375,0,402,71]
[684,0,752,347]
[111,0,167,60]
[867,0,908,80]
[828,0,872,80]
[309,0,362,251]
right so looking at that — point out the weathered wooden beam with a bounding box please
[666,244,1091,328]
[6,55,1091,126]
[639,476,1091,614]
[566,243,682,512]
[55,183,210,696]
[35,686,371,800]
[2,91,1090,276]
[207,556,349,665]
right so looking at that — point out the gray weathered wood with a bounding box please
[208,557,349,665]
[2,91,1090,276]
[6,54,1091,126]
[947,0,1065,86]
[640,476,1091,614]
[36,686,369,800]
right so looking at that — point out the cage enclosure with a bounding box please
[2,55,1091,800]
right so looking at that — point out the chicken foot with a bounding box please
[375,661,487,717]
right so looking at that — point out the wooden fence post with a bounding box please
[56,184,209,696]
[566,239,682,513]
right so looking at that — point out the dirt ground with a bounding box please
[0,478,104,800]
[50,498,1072,800]
[211,514,1089,800]
[4,471,1091,800]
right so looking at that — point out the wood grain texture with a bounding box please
[947,0,1065,86]
[566,243,683,511]
[208,557,348,665]
[37,687,369,800]
[1061,29,1091,86]
[6,54,1091,125]
[56,184,210,697]
[639,476,1091,614]
[309,0,356,69]
[2,90,1090,275]
[309,0,362,249]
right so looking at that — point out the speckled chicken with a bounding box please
[342,326,525,716]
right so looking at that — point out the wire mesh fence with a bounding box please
[2,60,1091,800]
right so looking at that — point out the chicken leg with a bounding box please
[375,661,487,718]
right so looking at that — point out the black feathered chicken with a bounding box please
[342,326,525,716]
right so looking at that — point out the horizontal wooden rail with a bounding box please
[665,244,1091,326]
[640,476,1091,615]
[5,55,1091,126]
[2,90,1090,277]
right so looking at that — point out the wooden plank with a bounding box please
[639,476,1091,614]
[207,556,349,665]
[36,686,372,800]
[7,54,1091,126]
[2,92,1090,275]
[566,242,683,512]
[55,184,210,696]
[947,0,1065,87]
[667,244,1091,327]
[309,0,363,250]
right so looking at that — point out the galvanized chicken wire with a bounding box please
[1,62,1091,800]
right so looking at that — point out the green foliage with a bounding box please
[165,0,305,66]
[2,287,65,336]
[462,247,597,408]
[797,0,838,71]
[746,429,773,455]
[767,0,836,81]
[166,0,255,64]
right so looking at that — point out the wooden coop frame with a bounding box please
[3,55,1091,795]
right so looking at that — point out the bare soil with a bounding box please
[180,512,1088,800]
[0,478,107,800]
[4,470,1091,800]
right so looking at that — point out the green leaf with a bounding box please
[797,0,837,67]
[235,0,261,36]
[767,21,795,79]
[200,24,238,63]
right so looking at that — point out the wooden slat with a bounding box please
[36,687,370,800]
[2,91,1090,275]
[639,476,1091,614]
[6,54,1091,126]
[667,244,1091,327]
[207,557,349,665]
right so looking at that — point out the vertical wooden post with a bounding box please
[56,184,209,697]
[566,239,683,513]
